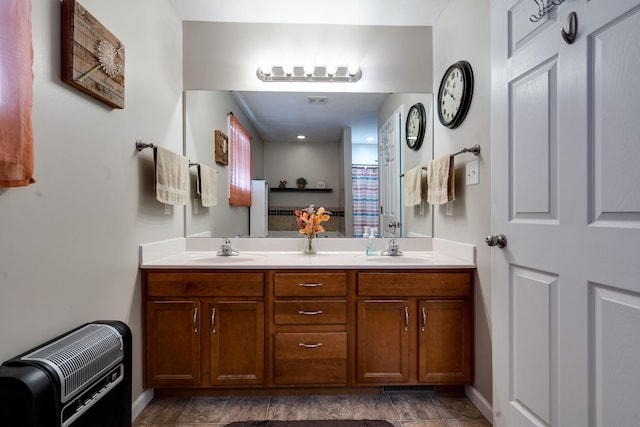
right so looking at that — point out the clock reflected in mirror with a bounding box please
[437,60,474,129]
[405,102,426,150]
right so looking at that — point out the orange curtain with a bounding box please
[228,114,251,206]
[0,0,35,187]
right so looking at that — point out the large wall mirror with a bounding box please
[184,90,433,239]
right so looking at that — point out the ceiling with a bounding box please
[168,0,449,27]
[173,1,447,145]
[232,91,389,145]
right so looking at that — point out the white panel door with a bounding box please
[379,107,402,237]
[491,0,640,425]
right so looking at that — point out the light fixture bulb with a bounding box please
[259,64,272,76]
[282,64,294,76]
[326,64,337,76]
[348,62,360,76]
[303,64,315,76]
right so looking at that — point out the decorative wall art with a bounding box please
[214,130,229,165]
[61,0,125,109]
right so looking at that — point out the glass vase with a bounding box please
[302,234,318,254]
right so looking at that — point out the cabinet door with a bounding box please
[357,300,410,383]
[145,300,201,387]
[209,301,265,386]
[418,300,471,384]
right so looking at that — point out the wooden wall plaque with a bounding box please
[215,130,229,165]
[61,0,125,109]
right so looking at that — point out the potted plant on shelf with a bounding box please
[296,177,308,189]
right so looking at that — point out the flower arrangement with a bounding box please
[295,204,331,238]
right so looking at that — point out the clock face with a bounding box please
[405,102,426,150]
[440,69,464,124]
[437,61,474,129]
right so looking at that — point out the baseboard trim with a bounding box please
[132,389,154,422]
[465,385,492,424]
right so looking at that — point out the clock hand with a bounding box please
[443,88,457,101]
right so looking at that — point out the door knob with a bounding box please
[486,234,507,248]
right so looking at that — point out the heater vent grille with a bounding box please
[22,324,123,402]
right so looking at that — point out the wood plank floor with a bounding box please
[133,393,490,426]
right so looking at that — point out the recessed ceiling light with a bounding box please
[296,135,306,140]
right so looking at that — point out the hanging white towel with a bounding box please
[426,155,455,205]
[154,146,189,206]
[197,164,218,207]
[403,165,423,206]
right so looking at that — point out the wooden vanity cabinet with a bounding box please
[145,299,202,387]
[356,271,473,385]
[142,267,474,391]
[142,270,265,389]
[271,272,350,386]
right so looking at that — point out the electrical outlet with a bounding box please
[193,198,199,214]
[164,204,172,215]
[446,201,453,216]
[466,159,479,185]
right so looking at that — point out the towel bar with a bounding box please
[400,144,480,177]
[135,140,155,151]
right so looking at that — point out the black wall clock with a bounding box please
[405,102,426,150]
[437,60,474,129]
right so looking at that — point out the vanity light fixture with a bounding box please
[257,63,362,82]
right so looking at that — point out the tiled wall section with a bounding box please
[269,206,345,234]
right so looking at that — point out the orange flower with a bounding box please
[295,205,331,237]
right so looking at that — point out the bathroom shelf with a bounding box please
[270,188,332,193]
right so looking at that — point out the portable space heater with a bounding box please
[0,321,131,427]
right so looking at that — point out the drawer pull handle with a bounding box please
[298,310,324,316]
[193,307,198,333]
[421,307,427,332]
[211,308,216,334]
[298,282,323,288]
[298,343,324,349]
[404,306,409,332]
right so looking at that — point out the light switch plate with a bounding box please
[164,204,172,215]
[466,159,479,185]
[446,201,453,216]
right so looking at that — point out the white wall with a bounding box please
[184,90,265,237]
[352,144,377,165]
[265,140,341,208]
[0,0,182,408]
[433,0,492,409]
[183,22,433,94]
[379,93,435,238]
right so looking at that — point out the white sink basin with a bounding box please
[365,256,432,264]
[185,253,264,264]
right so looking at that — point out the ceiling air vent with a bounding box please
[307,96,329,105]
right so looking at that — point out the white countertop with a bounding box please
[139,238,475,270]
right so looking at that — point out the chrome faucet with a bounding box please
[381,238,403,256]
[217,238,239,256]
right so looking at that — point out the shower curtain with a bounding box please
[352,166,379,237]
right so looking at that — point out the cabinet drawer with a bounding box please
[274,301,347,325]
[274,332,347,385]
[274,273,347,297]
[146,272,264,297]
[357,272,471,298]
